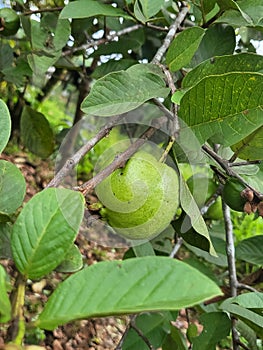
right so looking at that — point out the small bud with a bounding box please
[257,202,263,217]
[243,201,252,214]
[241,188,254,202]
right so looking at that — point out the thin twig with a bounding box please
[223,202,240,350]
[130,316,156,350]
[76,118,166,195]
[63,24,143,56]
[151,3,189,64]
[236,283,258,293]
[169,237,184,258]
[46,114,124,188]
[23,7,63,15]
[202,144,263,200]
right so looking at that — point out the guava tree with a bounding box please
[1,0,263,349]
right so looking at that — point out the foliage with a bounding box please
[0,0,263,349]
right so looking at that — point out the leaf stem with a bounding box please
[8,274,26,344]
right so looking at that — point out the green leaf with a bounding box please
[185,236,228,267]
[81,64,169,116]
[123,312,175,350]
[28,17,70,86]
[36,256,222,330]
[220,294,263,337]
[236,320,258,350]
[190,24,235,67]
[182,52,263,88]
[166,27,205,72]
[0,264,11,323]
[134,0,164,23]
[11,188,85,279]
[0,43,13,70]
[60,0,132,20]
[231,126,263,160]
[192,312,231,350]
[176,174,216,255]
[178,72,263,146]
[163,326,188,350]
[0,99,11,154]
[20,106,54,158]
[132,242,155,257]
[0,160,26,215]
[216,0,263,28]
[236,235,263,265]
[55,244,83,273]
[0,223,12,259]
[91,59,137,79]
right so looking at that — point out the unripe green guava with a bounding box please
[0,8,20,36]
[95,151,179,240]
[187,173,223,220]
[222,178,246,212]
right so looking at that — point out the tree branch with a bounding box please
[202,144,263,200]
[76,118,166,195]
[151,3,189,64]
[223,202,240,350]
[63,24,143,57]
[46,114,125,188]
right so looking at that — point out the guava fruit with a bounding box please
[187,173,223,220]
[0,8,20,36]
[222,178,247,212]
[95,151,179,240]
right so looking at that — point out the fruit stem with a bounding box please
[159,136,175,163]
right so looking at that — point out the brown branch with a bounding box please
[202,144,263,200]
[223,202,240,350]
[23,7,63,16]
[63,24,143,57]
[76,118,166,195]
[46,114,125,188]
[151,3,189,64]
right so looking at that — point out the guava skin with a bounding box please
[95,151,179,240]
[0,8,20,36]
[222,178,247,212]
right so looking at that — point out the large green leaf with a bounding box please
[190,24,235,67]
[81,64,169,116]
[123,312,176,350]
[60,0,132,19]
[36,257,222,330]
[20,106,54,158]
[192,312,231,350]
[220,293,263,338]
[231,126,263,160]
[178,72,263,146]
[11,188,85,279]
[216,0,263,28]
[0,99,11,154]
[166,27,205,72]
[183,53,263,88]
[0,160,26,215]
[0,264,11,323]
[236,235,263,265]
